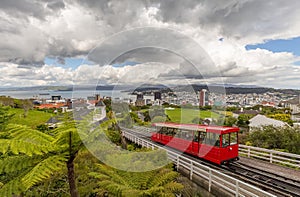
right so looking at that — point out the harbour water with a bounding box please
[0,89,132,100]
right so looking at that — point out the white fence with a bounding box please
[239,144,300,168]
[130,126,300,169]
[122,130,275,197]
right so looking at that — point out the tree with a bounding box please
[191,117,204,125]
[0,106,14,131]
[89,164,183,196]
[152,116,167,123]
[0,113,116,196]
[236,114,253,128]
[224,116,237,127]
[246,125,300,154]
[268,114,293,125]
[21,99,33,118]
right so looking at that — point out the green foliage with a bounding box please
[0,112,90,196]
[152,116,167,123]
[105,129,121,144]
[22,155,67,190]
[0,96,15,107]
[103,98,112,113]
[191,117,204,124]
[236,114,254,127]
[0,106,14,131]
[224,116,237,126]
[90,164,183,197]
[246,126,300,154]
[36,124,48,132]
[0,124,65,196]
[268,114,293,125]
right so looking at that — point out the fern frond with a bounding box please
[53,128,81,147]
[7,124,55,144]
[21,155,67,190]
[0,139,10,154]
[95,164,129,187]
[0,178,25,197]
[164,181,184,193]
[0,155,40,174]
[150,169,178,187]
[9,139,54,156]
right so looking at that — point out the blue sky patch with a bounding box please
[44,57,94,69]
[246,37,300,56]
[112,61,140,67]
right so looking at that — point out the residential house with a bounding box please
[248,114,289,131]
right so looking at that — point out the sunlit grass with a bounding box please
[8,108,53,128]
[165,108,220,124]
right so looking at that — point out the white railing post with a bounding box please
[208,168,212,192]
[190,161,193,180]
[247,147,251,158]
[270,152,273,163]
[176,156,179,171]
[236,181,239,197]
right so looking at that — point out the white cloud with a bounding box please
[0,0,300,88]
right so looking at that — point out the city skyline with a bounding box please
[0,1,300,89]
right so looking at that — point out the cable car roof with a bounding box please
[152,122,239,134]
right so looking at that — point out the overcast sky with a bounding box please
[1,0,300,89]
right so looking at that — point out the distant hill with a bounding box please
[1,84,300,95]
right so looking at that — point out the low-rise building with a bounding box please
[249,114,289,131]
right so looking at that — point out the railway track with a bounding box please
[226,162,300,197]
[121,126,300,197]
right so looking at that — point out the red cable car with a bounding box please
[151,122,239,165]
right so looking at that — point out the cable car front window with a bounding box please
[222,133,230,147]
[230,132,237,145]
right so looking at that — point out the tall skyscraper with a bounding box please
[199,89,208,107]
[154,91,162,100]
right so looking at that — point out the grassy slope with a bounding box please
[165,108,220,124]
[8,108,53,128]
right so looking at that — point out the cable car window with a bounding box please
[199,132,206,143]
[161,127,168,134]
[230,132,237,145]
[181,130,193,141]
[175,129,182,138]
[204,133,218,146]
[193,131,199,142]
[222,133,230,147]
[166,128,175,136]
[214,135,220,147]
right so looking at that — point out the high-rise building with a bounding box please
[136,93,144,100]
[154,91,162,100]
[199,89,208,107]
[136,93,145,106]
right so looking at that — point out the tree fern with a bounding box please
[0,139,10,154]
[0,178,25,197]
[21,155,67,190]
[0,155,40,174]
[0,117,84,196]
[90,163,183,196]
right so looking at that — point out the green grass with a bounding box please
[8,108,53,128]
[165,108,220,124]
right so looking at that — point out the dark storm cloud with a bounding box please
[0,0,48,20]
[46,0,65,10]
[156,0,300,41]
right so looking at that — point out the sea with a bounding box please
[0,89,133,100]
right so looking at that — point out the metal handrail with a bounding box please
[239,144,300,168]
[122,130,275,197]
